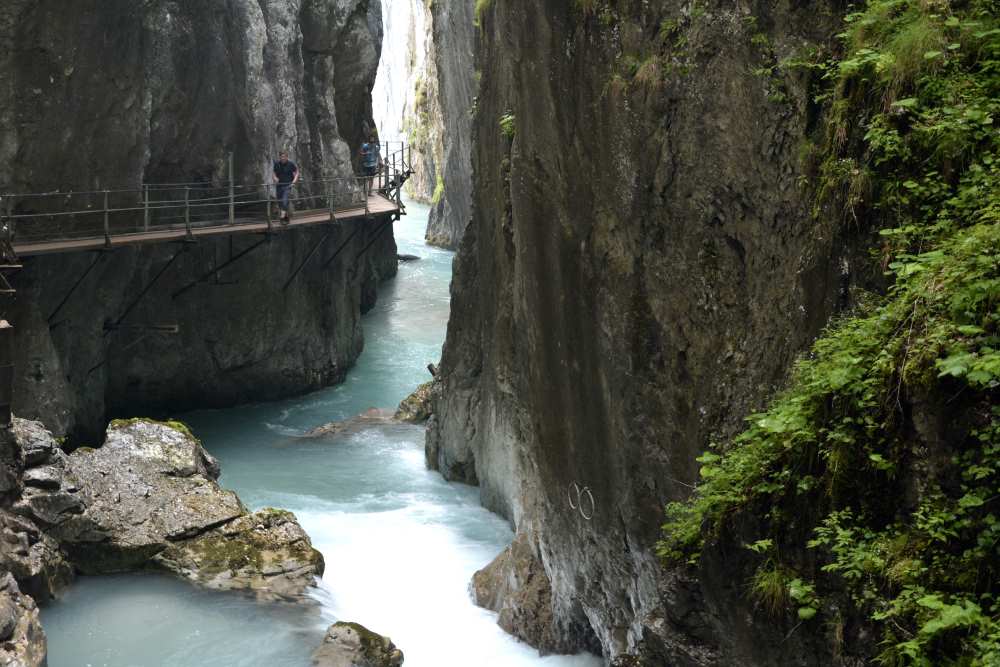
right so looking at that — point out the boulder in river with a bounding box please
[154,508,325,601]
[312,622,404,667]
[304,409,396,438]
[0,573,46,667]
[393,382,434,424]
[471,530,575,654]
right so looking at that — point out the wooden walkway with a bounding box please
[12,192,400,257]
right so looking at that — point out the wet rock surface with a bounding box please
[312,622,404,667]
[0,574,46,667]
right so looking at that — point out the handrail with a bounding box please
[1,149,412,249]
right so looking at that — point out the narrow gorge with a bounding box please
[1,1,997,666]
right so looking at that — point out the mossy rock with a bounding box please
[154,508,324,601]
[312,621,404,667]
[394,382,435,423]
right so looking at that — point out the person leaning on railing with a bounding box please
[272,151,299,222]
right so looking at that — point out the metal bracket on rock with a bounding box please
[568,482,595,521]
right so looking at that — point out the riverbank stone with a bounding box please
[23,418,323,599]
[51,419,244,572]
[0,510,73,602]
[312,622,404,667]
[0,574,46,666]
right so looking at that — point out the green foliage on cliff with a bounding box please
[658,1,1000,664]
[474,0,493,27]
[499,111,516,139]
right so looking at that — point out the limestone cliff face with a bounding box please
[1,1,396,440]
[384,0,441,204]
[1,0,382,190]
[428,0,857,662]
[423,0,475,249]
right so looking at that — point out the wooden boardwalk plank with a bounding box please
[12,194,400,257]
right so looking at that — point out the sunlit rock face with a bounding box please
[373,0,475,249]
[429,1,866,663]
[422,0,475,249]
[1,0,398,440]
[373,0,440,207]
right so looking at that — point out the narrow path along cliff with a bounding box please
[39,199,602,667]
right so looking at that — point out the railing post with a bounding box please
[103,190,111,248]
[394,152,402,207]
[328,180,334,219]
[228,152,235,226]
[143,185,149,232]
[0,196,10,244]
[184,186,192,240]
[266,184,273,234]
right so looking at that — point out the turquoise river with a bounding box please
[40,199,603,667]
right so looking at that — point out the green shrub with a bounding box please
[658,1,1000,663]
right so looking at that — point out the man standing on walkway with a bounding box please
[272,151,299,222]
[359,136,381,196]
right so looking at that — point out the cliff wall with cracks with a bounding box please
[1,0,395,440]
[427,0,871,661]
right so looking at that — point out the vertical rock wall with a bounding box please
[1,0,395,440]
[429,0,860,662]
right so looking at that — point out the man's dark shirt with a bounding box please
[273,160,298,184]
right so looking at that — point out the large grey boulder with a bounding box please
[19,418,324,600]
[0,574,46,667]
[312,622,404,667]
[51,419,243,572]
